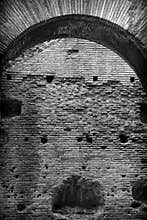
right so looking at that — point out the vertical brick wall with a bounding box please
[0,38,147,219]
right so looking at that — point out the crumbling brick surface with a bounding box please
[0,38,147,219]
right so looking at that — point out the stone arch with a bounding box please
[1,14,147,92]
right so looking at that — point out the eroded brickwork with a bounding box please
[0,38,147,219]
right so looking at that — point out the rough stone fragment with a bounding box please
[132,178,147,204]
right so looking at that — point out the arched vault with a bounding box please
[1,15,147,92]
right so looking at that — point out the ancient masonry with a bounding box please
[0,38,147,219]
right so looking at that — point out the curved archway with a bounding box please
[1,14,147,92]
[1,22,147,219]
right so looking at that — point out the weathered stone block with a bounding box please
[52,175,105,214]
[132,178,147,203]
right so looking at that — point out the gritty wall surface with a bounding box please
[0,38,147,219]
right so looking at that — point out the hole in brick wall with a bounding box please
[0,98,22,118]
[122,174,126,178]
[37,193,41,198]
[93,76,98,81]
[82,165,86,170]
[101,146,107,150]
[41,135,48,144]
[10,166,16,172]
[130,76,135,83]
[86,134,93,143]
[7,74,12,80]
[127,189,130,193]
[14,193,17,198]
[46,75,55,83]
[140,102,147,124]
[45,164,48,169]
[14,174,19,179]
[23,76,27,80]
[43,189,47,194]
[24,137,28,141]
[64,127,71,132]
[131,201,141,209]
[67,49,79,55]
[17,203,26,212]
[122,188,127,192]
[18,191,25,199]
[52,175,104,214]
[77,136,83,142]
[19,190,24,195]
[111,187,115,193]
[141,157,147,164]
[119,132,128,143]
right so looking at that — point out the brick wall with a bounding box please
[0,38,147,219]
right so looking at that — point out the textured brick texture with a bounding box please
[0,38,147,219]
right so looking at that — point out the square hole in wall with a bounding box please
[93,76,98,81]
[46,75,55,83]
[67,49,79,55]
[130,76,135,83]
[7,74,12,80]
